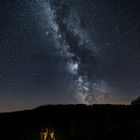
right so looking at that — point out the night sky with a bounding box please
[0,0,140,112]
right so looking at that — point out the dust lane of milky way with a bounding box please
[37,0,113,104]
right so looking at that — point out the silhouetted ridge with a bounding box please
[0,104,140,140]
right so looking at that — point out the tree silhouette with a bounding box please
[131,97,140,106]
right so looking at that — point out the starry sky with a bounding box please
[0,0,140,112]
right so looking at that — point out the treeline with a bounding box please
[0,104,140,140]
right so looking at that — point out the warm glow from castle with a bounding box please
[40,128,55,140]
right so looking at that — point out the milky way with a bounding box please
[0,0,140,111]
[36,0,112,104]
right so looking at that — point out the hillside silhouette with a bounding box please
[0,104,140,140]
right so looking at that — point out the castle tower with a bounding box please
[40,128,49,140]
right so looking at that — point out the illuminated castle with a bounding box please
[40,128,55,140]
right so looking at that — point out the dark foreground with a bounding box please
[0,104,140,140]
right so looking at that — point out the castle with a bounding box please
[40,128,55,140]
